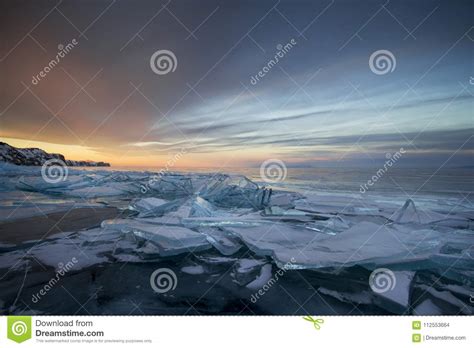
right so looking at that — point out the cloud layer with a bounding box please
[1,0,472,167]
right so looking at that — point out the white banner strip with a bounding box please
[0,316,472,347]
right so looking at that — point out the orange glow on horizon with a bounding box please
[3,137,325,168]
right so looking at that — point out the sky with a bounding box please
[0,0,472,168]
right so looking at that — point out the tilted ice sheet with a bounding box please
[225,221,474,269]
[102,219,211,256]
[296,193,473,223]
[197,227,243,255]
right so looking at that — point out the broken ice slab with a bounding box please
[65,183,142,198]
[294,192,387,216]
[129,197,168,212]
[17,174,143,198]
[304,216,350,235]
[0,225,138,273]
[182,214,273,229]
[144,174,194,197]
[261,207,351,232]
[391,199,471,227]
[295,193,473,227]
[372,271,415,314]
[198,227,243,255]
[413,299,443,315]
[139,172,273,206]
[190,196,233,217]
[231,259,268,286]
[181,265,206,275]
[30,240,110,271]
[268,191,304,208]
[123,198,195,225]
[0,250,30,272]
[225,221,472,270]
[1,229,116,272]
[246,263,272,290]
[0,189,104,222]
[262,206,314,222]
[392,199,425,224]
[10,167,278,211]
[191,196,216,217]
[416,284,473,314]
[318,287,373,305]
[196,255,238,265]
[16,175,85,192]
[103,219,211,256]
[128,197,185,218]
[198,174,272,209]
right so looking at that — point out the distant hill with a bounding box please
[0,141,110,167]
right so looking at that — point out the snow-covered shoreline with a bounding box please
[0,141,110,167]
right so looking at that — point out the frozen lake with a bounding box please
[0,163,472,315]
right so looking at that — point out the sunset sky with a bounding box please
[1,0,472,168]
